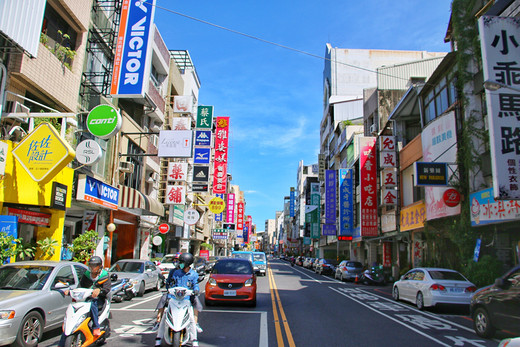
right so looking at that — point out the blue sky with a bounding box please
[154,0,453,230]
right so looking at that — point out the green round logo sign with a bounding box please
[86,105,122,139]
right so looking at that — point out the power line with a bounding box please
[151,3,410,81]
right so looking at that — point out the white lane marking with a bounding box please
[202,310,268,347]
[118,293,162,310]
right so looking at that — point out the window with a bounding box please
[53,265,75,286]
[74,265,87,282]
[423,73,457,124]
[41,4,78,67]
[125,141,144,190]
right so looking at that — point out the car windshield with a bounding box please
[0,265,53,290]
[161,255,177,263]
[347,262,363,268]
[208,256,219,261]
[110,262,143,273]
[324,259,338,265]
[212,260,252,275]
[253,254,266,262]
[232,253,251,261]
[428,270,467,281]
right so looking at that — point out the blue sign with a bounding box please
[0,216,18,264]
[290,188,295,217]
[111,0,156,98]
[243,226,249,243]
[214,193,224,221]
[82,175,119,210]
[473,238,482,262]
[324,170,337,235]
[195,130,212,146]
[194,147,211,164]
[339,169,354,236]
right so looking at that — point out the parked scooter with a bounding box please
[157,286,198,347]
[59,286,111,346]
[110,274,134,303]
[360,266,385,285]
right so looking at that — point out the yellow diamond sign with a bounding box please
[12,122,75,182]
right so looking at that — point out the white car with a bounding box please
[156,253,180,276]
[392,267,476,310]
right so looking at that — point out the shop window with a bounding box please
[125,140,143,190]
[422,73,458,125]
[41,4,78,68]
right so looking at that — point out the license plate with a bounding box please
[223,290,236,296]
[449,287,463,293]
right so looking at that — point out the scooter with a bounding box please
[110,275,134,303]
[60,287,111,347]
[360,268,385,285]
[157,287,197,347]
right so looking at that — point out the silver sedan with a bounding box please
[0,260,88,347]
[108,259,163,297]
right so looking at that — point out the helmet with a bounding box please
[178,253,194,267]
[88,255,103,268]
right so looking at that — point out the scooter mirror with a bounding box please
[197,275,205,283]
[110,273,118,281]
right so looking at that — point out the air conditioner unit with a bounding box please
[370,124,377,135]
[119,160,134,173]
[152,172,160,181]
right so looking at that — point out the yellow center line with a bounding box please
[268,265,296,347]
[268,266,284,346]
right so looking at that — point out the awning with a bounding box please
[118,185,146,210]
[143,195,165,217]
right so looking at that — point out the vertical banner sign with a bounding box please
[212,117,230,194]
[110,0,156,98]
[359,137,378,237]
[323,170,337,236]
[383,242,392,267]
[310,182,320,239]
[289,187,295,217]
[226,193,235,223]
[214,193,224,222]
[196,106,213,129]
[339,168,354,236]
[236,201,244,238]
[479,16,520,200]
[246,215,253,243]
[165,185,186,205]
[167,162,188,181]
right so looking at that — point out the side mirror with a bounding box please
[197,275,205,283]
[494,277,505,288]
[53,282,69,290]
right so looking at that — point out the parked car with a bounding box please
[295,256,304,266]
[0,260,88,347]
[335,260,364,281]
[109,259,162,297]
[193,256,208,275]
[205,258,257,307]
[393,267,476,310]
[470,265,520,338]
[155,253,180,276]
[312,258,321,272]
[315,259,338,275]
[302,257,312,268]
[253,251,267,276]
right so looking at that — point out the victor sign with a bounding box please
[86,105,122,139]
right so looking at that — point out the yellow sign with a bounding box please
[12,123,75,182]
[208,196,226,214]
[400,201,426,232]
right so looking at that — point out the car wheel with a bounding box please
[13,311,43,347]
[137,281,145,297]
[393,286,400,301]
[155,279,161,291]
[416,292,424,310]
[473,307,496,338]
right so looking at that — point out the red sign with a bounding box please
[383,242,392,267]
[7,208,51,227]
[443,188,461,207]
[199,249,209,260]
[158,223,170,234]
[212,117,230,194]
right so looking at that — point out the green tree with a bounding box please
[0,231,35,263]
[70,230,100,263]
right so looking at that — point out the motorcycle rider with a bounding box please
[58,255,111,346]
[153,252,203,346]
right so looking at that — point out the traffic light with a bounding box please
[338,236,353,241]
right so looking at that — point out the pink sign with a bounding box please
[236,201,244,235]
[226,193,235,223]
[359,137,378,237]
[212,117,229,194]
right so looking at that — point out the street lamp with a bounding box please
[483,80,520,93]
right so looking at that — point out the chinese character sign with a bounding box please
[226,193,235,223]
[212,117,229,194]
[359,137,378,237]
[290,187,295,217]
[339,168,354,236]
[165,185,186,205]
[246,215,253,243]
[236,201,244,234]
[214,193,224,222]
[324,170,337,235]
[167,162,188,181]
[479,16,520,200]
[196,106,213,129]
[470,187,520,226]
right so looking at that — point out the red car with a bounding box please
[204,258,257,307]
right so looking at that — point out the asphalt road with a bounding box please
[37,259,514,346]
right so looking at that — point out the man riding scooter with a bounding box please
[58,256,111,346]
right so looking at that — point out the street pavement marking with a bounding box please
[203,310,268,347]
[117,293,162,310]
[268,265,296,347]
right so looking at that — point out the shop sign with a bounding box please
[383,242,392,267]
[443,188,461,207]
[400,202,426,232]
[0,141,7,176]
[193,147,211,164]
[470,187,520,226]
[158,223,170,234]
[165,185,186,205]
[7,207,51,227]
[152,236,163,246]
[414,162,448,186]
[338,168,354,236]
[200,249,209,260]
[86,105,122,140]
[76,139,103,165]
[183,208,200,225]
[236,201,244,230]
[12,123,75,183]
[157,130,193,158]
[214,193,224,222]
[212,229,228,240]
[212,117,230,194]
[323,170,337,235]
[195,130,212,146]
[171,117,191,130]
[110,0,156,98]
[289,187,295,217]
[167,162,188,181]
[359,137,378,237]
[208,196,226,214]
[51,182,67,210]
[0,215,18,238]
[192,165,209,182]
[172,96,193,114]
[226,193,235,223]
[77,175,119,210]
[196,106,213,129]
[192,183,208,192]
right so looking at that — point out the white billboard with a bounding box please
[157,130,193,158]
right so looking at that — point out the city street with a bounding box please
[36,259,513,346]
